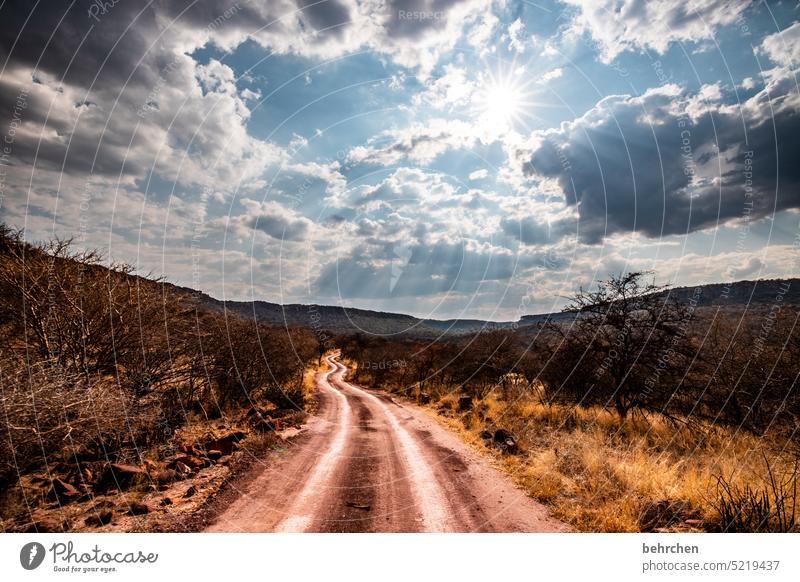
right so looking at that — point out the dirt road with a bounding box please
[206,354,567,532]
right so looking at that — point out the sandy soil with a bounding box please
[206,355,568,532]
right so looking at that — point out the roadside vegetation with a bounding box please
[340,272,799,532]
[0,225,319,531]
[2,222,796,533]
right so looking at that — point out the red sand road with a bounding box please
[206,354,568,532]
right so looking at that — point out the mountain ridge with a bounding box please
[167,277,800,337]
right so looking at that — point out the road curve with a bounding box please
[206,354,567,532]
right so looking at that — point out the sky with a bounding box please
[1,0,799,321]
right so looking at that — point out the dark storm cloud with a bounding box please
[517,70,800,244]
[0,0,294,184]
[246,210,310,241]
[0,0,490,182]
[296,0,351,36]
[0,2,152,89]
[0,2,178,177]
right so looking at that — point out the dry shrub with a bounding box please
[0,359,155,488]
[260,382,306,411]
[431,390,799,532]
[712,457,798,532]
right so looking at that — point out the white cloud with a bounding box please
[539,67,564,83]
[469,168,489,181]
[414,64,477,110]
[328,167,459,209]
[740,77,756,90]
[346,118,478,166]
[685,81,724,117]
[286,161,347,197]
[507,18,527,53]
[466,11,500,52]
[730,256,765,279]
[0,55,284,193]
[759,21,800,68]
[172,0,497,77]
[288,133,309,152]
[563,0,751,62]
[240,88,261,101]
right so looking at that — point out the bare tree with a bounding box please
[546,272,695,419]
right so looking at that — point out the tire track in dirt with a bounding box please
[206,354,568,532]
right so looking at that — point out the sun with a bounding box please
[484,82,523,126]
[475,68,534,136]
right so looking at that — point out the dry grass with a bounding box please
[303,354,338,412]
[301,366,319,414]
[418,386,798,532]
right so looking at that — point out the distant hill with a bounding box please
[168,285,515,337]
[174,277,800,338]
[658,278,800,307]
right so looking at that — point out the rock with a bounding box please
[344,501,371,511]
[207,449,223,460]
[113,463,147,482]
[502,437,519,455]
[22,510,69,533]
[84,510,113,528]
[159,497,173,506]
[458,395,474,411]
[251,416,277,432]
[184,456,208,470]
[418,392,432,405]
[493,428,512,441]
[638,500,701,532]
[152,469,179,485]
[163,454,185,465]
[127,501,150,516]
[202,431,246,456]
[165,454,206,470]
[493,429,519,454]
[48,478,80,503]
[97,463,148,492]
[174,461,193,477]
[183,485,197,498]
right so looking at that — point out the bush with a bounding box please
[0,359,149,487]
[261,383,305,410]
[712,458,798,532]
[0,225,319,490]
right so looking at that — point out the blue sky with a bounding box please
[1,0,799,320]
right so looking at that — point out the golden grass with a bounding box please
[418,387,798,532]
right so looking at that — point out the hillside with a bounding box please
[659,278,800,307]
[175,277,800,338]
[171,285,517,337]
